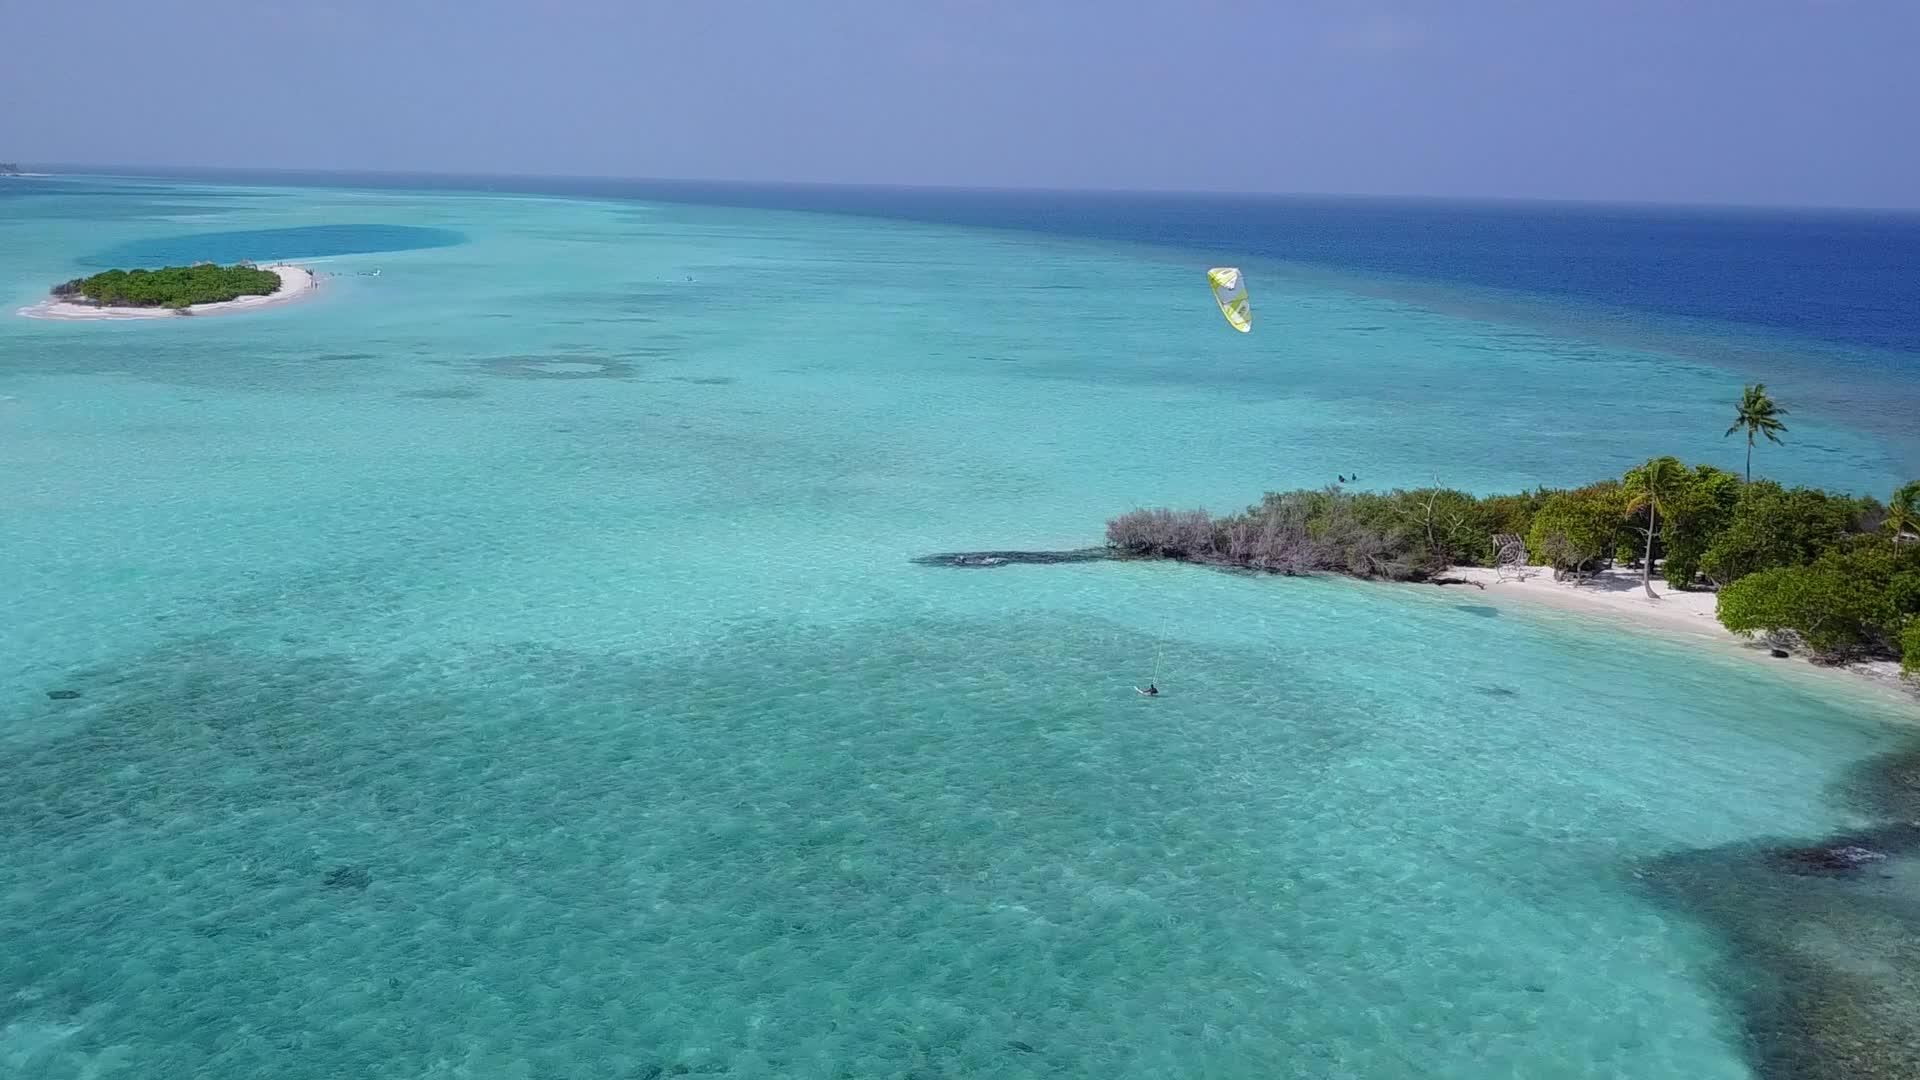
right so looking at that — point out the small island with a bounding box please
[1095,470,1918,677]
[19,260,318,321]
[924,385,1920,691]
[54,262,284,309]
[0,162,23,177]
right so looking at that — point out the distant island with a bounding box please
[0,162,22,176]
[52,262,284,310]
[17,261,318,321]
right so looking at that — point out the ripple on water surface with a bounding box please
[79,225,467,267]
[6,597,1897,1079]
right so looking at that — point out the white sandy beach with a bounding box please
[15,264,318,321]
[1442,563,1913,701]
[1447,564,1725,637]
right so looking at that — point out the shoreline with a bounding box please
[15,264,318,321]
[922,545,1915,708]
[1436,564,1915,708]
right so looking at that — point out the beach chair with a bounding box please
[1493,533,1527,581]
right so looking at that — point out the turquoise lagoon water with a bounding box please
[2,176,1918,1077]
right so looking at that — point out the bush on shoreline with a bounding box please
[1107,464,1919,672]
[52,262,281,309]
[1525,483,1626,579]
[1105,485,1509,581]
[1717,538,1919,660]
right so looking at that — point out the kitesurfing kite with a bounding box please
[1207,267,1251,332]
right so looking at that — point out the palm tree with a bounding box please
[1725,383,1788,482]
[1887,480,1920,544]
[1623,456,1688,599]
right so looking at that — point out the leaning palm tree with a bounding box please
[1725,383,1788,482]
[1887,480,1920,544]
[1623,456,1688,599]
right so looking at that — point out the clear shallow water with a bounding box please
[2,176,1918,1078]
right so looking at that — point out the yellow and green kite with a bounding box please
[1207,267,1251,332]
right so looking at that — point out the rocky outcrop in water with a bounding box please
[322,864,372,891]
[913,549,1117,568]
[1642,745,1920,1079]
[1768,841,1890,876]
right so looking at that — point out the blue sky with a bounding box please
[3,0,1915,206]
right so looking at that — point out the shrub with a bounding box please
[1478,490,1555,546]
[1111,488,1480,581]
[1660,466,1743,589]
[1717,538,1916,660]
[1700,482,1869,586]
[1219,500,1321,574]
[1106,509,1216,559]
[1902,621,1919,679]
[1526,483,1626,577]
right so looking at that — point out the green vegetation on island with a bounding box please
[52,262,282,309]
[1106,384,1919,676]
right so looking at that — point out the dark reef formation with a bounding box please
[1768,842,1890,876]
[1850,745,1920,822]
[1641,744,1920,1079]
[321,864,372,891]
[912,549,1118,568]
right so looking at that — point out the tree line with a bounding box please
[53,262,282,309]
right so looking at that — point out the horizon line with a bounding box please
[19,161,1920,216]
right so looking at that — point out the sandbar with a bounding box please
[16,265,318,321]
